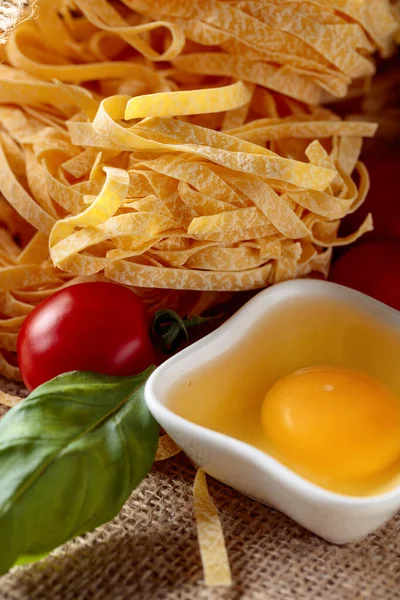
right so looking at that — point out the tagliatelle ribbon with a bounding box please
[0,0,393,380]
[50,166,130,246]
[0,141,55,235]
[155,434,182,461]
[193,469,232,587]
[125,81,253,119]
[0,390,22,409]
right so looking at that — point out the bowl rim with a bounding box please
[145,279,400,508]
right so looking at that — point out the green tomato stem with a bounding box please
[150,309,221,354]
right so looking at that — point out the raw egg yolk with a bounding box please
[261,366,400,482]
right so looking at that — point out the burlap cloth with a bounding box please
[0,377,399,600]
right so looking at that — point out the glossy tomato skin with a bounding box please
[17,282,156,391]
[330,241,400,311]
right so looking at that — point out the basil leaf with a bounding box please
[0,368,158,575]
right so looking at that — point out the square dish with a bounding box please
[145,280,400,543]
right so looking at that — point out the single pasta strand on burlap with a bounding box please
[193,469,232,587]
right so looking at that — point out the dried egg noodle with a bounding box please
[155,434,181,461]
[193,469,232,587]
[0,390,21,409]
[0,0,398,380]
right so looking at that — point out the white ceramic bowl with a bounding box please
[145,280,400,543]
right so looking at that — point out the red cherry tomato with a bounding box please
[330,241,400,311]
[17,282,156,390]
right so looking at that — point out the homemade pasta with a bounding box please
[0,0,399,379]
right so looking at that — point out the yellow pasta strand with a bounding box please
[155,435,181,461]
[193,469,232,587]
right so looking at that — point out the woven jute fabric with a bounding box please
[0,377,399,600]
